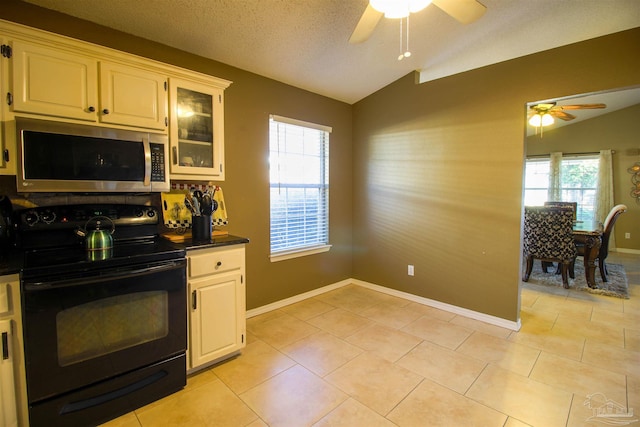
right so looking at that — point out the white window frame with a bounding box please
[269,114,331,262]
[524,154,599,222]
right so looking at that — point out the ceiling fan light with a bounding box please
[370,0,410,18]
[528,112,555,127]
[528,114,542,127]
[541,113,554,126]
[408,0,432,13]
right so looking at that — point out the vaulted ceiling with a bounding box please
[22,0,640,104]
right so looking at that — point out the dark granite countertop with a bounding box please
[168,234,249,252]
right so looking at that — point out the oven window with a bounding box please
[56,291,169,367]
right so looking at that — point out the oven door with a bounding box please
[22,258,187,404]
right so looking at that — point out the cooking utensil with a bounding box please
[184,196,196,215]
[192,197,200,216]
[209,186,219,213]
[200,193,213,215]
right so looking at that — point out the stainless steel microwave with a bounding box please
[16,118,170,193]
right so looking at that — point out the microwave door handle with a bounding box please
[142,136,151,186]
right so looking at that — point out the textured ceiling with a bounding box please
[21,0,640,104]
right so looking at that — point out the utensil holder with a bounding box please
[192,215,212,242]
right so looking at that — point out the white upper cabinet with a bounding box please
[169,78,226,181]
[11,40,168,131]
[12,40,99,122]
[99,62,167,130]
[0,39,9,173]
[1,20,232,179]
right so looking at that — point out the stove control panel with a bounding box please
[17,204,159,229]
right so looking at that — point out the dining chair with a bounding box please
[523,206,577,288]
[542,201,578,273]
[575,204,627,282]
[544,201,577,221]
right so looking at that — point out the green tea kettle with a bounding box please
[76,216,115,251]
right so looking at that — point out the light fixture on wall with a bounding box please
[370,0,432,18]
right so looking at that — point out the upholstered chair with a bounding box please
[542,201,578,273]
[544,201,577,221]
[523,206,577,288]
[576,204,627,282]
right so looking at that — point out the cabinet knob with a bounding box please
[102,108,110,115]
[216,261,222,268]
[88,106,95,112]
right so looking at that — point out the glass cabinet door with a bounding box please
[169,79,224,180]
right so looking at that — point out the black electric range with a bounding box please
[16,204,188,427]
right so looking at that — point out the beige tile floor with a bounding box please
[104,252,640,426]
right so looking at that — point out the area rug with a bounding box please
[523,261,629,299]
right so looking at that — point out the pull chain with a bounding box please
[398,15,411,61]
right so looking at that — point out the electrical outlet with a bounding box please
[625,232,631,239]
[408,265,414,276]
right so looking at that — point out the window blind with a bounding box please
[269,115,330,255]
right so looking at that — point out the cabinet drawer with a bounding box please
[188,247,244,278]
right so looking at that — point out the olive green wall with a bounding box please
[526,103,640,250]
[352,28,640,322]
[4,1,639,322]
[2,1,354,310]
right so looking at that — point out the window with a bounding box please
[524,155,599,222]
[269,115,331,261]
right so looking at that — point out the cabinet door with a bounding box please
[189,271,245,369]
[0,319,17,427]
[12,40,98,121]
[99,62,167,131]
[169,79,225,180]
[0,40,7,172]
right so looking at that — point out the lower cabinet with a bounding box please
[0,318,17,427]
[0,275,26,427]
[187,245,246,371]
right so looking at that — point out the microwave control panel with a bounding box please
[150,143,166,182]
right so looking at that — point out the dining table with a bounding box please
[573,220,603,288]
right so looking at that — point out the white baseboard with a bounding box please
[246,279,352,318]
[247,278,521,332]
[615,248,640,255]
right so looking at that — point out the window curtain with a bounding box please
[596,149,615,249]
[548,152,562,201]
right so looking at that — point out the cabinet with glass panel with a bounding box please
[169,77,230,181]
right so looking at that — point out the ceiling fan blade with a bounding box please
[349,4,383,44]
[432,0,487,24]
[558,103,607,110]
[552,111,576,121]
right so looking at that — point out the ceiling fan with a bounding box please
[528,102,607,126]
[349,0,487,44]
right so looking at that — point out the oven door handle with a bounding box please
[24,260,185,290]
